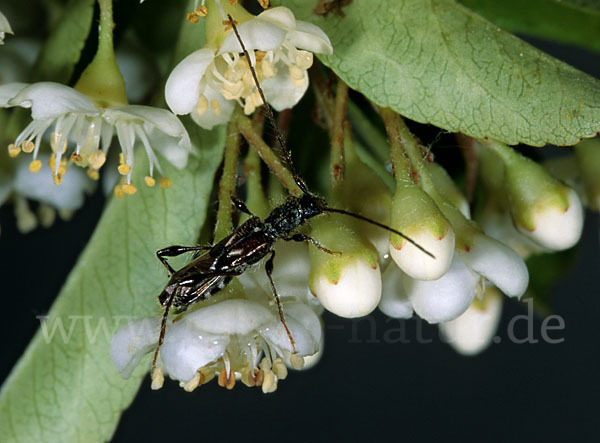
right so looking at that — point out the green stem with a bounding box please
[310,67,335,132]
[330,80,349,199]
[478,138,519,165]
[214,115,241,242]
[241,113,269,218]
[379,107,414,185]
[234,111,302,196]
[347,100,389,164]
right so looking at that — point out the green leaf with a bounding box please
[459,0,600,53]
[553,0,600,15]
[278,0,600,146]
[30,0,95,83]
[0,125,225,443]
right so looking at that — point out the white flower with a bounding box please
[1,82,191,194]
[165,6,332,129]
[0,10,13,45]
[439,287,503,356]
[111,297,322,393]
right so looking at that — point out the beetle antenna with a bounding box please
[322,207,436,259]
[227,13,309,194]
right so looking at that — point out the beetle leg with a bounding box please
[230,195,254,217]
[156,245,212,275]
[283,233,342,255]
[265,250,297,354]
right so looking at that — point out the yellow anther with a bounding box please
[144,176,156,187]
[222,81,244,100]
[241,367,256,387]
[217,369,236,390]
[52,173,63,185]
[210,99,221,116]
[295,50,314,70]
[258,0,270,8]
[197,6,208,16]
[57,165,67,176]
[159,177,173,189]
[88,151,106,169]
[254,369,264,386]
[114,185,125,199]
[122,183,137,195]
[261,59,277,78]
[29,160,42,173]
[186,12,199,23]
[22,140,34,153]
[272,358,288,380]
[261,369,277,394]
[38,204,56,228]
[151,368,164,390]
[196,95,209,115]
[229,0,238,5]
[48,153,56,170]
[71,152,83,165]
[290,354,305,370]
[222,19,238,30]
[181,372,201,392]
[8,144,20,157]
[199,366,215,385]
[289,64,306,86]
[87,168,100,181]
[118,163,131,175]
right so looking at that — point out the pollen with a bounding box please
[21,140,34,153]
[210,99,221,115]
[87,168,100,181]
[29,160,42,173]
[122,183,137,195]
[159,177,172,189]
[197,6,208,16]
[151,367,164,390]
[196,95,209,115]
[118,163,131,175]
[8,143,20,157]
[186,12,200,23]
[71,152,83,164]
[144,176,156,187]
[52,172,63,185]
[114,185,125,199]
[258,0,270,8]
[229,0,238,5]
[88,151,106,169]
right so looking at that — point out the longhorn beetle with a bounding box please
[150,14,435,378]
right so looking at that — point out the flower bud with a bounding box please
[389,182,455,280]
[309,215,381,318]
[574,138,600,211]
[440,287,503,356]
[379,263,413,319]
[404,255,478,323]
[491,141,584,250]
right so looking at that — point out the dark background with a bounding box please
[1,9,600,443]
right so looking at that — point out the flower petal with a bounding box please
[405,255,478,323]
[379,264,413,319]
[110,317,160,379]
[190,86,235,129]
[161,320,229,382]
[13,155,96,210]
[260,316,317,357]
[458,234,529,298]
[8,82,99,119]
[165,48,214,115]
[182,299,275,335]
[0,82,28,107]
[439,288,503,356]
[218,18,287,54]
[256,6,297,30]
[288,21,333,55]
[261,63,309,111]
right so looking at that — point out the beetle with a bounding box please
[150,15,434,377]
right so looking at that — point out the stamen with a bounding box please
[295,50,314,70]
[114,185,125,199]
[210,99,221,115]
[241,367,256,387]
[87,169,100,181]
[88,151,106,169]
[261,369,277,394]
[144,176,156,187]
[8,144,20,157]
[272,358,288,380]
[52,172,63,185]
[151,367,164,390]
[261,59,277,78]
[22,140,34,153]
[196,95,209,115]
[71,152,83,164]
[258,0,270,8]
[159,177,172,189]
[186,12,200,23]
[229,0,238,5]
[289,64,306,86]
[290,354,305,370]
[118,153,131,175]
[29,160,42,173]
[217,369,236,390]
[181,372,201,392]
[38,204,56,228]
[122,183,137,195]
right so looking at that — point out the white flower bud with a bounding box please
[379,263,413,319]
[110,317,160,379]
[440,288,503,356]
[313,258,382,318]
[405,255,479,323]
